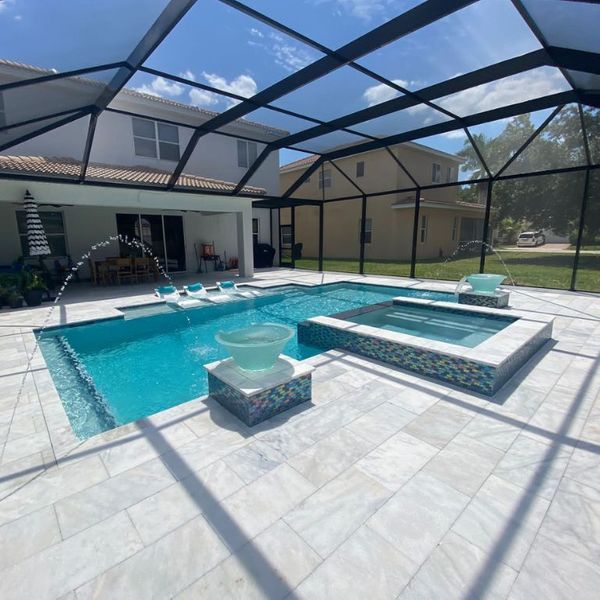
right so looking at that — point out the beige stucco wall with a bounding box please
[288,201,484,261]
[281,143,462,201]
[280,143,485,261]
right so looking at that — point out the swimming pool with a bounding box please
[346,304,515,347]
[38,282,454,438]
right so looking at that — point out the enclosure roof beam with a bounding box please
[322,90,579,162]
[168,0,476,187]
[272,49,551,150]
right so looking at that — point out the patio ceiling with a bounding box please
[0,0,598,199]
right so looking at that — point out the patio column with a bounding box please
[237,208,254,278]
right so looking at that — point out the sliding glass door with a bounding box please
[116,213,186,272]
[163,215,186,272]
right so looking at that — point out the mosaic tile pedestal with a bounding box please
[205,356,314,426]
[458,290,510,308]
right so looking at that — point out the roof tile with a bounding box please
[0,155,266,195]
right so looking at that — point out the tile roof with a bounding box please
[0,156,266,195]
[279,154,319,173]
[392,196,486,210]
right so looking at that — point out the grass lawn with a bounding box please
[295,251,600,291]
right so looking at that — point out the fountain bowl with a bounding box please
[466,274,506,294]
[215,323,294,371]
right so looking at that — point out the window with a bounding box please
[318,168,332,189]
[16,210,67,257]
[446,166,453,183]
[420,215,428,243]
[432,163,441,183]
[359,218,372,244]
[280,225,292,246]
[252,218,260,245]
[132,117,180,161]
[237,140,258,168]
[451,216,458,241]
[356,161,365,178]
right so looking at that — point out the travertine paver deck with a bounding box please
[1,268,599,599]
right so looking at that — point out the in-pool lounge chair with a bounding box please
[154,284,203,309]
[217,280,261,299]
[183,282,233,304]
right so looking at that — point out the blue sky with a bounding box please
[0,0,573,168]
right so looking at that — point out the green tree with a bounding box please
[457,106,597,237]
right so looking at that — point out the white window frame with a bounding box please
[451,216,458,241]
[132,117,180,161]
[318,168,332,189]
[237,140,258,168]
[252,217,260,245]
[446,166,453,183]
[420,215,428,244]
[432,163,441,183]
[359,218,372,244]
[356,160,365,178]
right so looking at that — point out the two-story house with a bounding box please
[279,142,486,265]
[0,60,284,278]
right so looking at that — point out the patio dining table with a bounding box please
[91,257,158,285]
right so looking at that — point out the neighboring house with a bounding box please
[279,143,486,262]
[0,60,284,277]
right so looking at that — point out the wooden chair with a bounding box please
[134,257,151,283]
[114,258,136,285]
[97,260,115,285]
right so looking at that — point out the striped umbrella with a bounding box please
[23,190,51,256]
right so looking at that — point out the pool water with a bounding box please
[38,283,453,438]
[347,304,515,348]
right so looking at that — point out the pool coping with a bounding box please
[297,297,554,396]
[306,297,554,369]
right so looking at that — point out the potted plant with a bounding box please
[20,271,47,307]
[7,291,23,309]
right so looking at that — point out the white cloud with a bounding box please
[180,70,195,82]
[437,68,569,117]
[0,0,16,13]
[189,87,218,108]
[442,129,467,139]
[203,72,257,99]
[133,76,184,98]
[184,71,258,109]
[269,33,315,72]
[247,28,316,73]
[314,0,400,22]
[362,79,406,107]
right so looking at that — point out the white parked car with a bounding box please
[516,230,546,247]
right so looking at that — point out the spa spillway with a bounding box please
[215,323,294,371]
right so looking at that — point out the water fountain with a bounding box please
[2,234,187,454]
[215,323,294,372]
